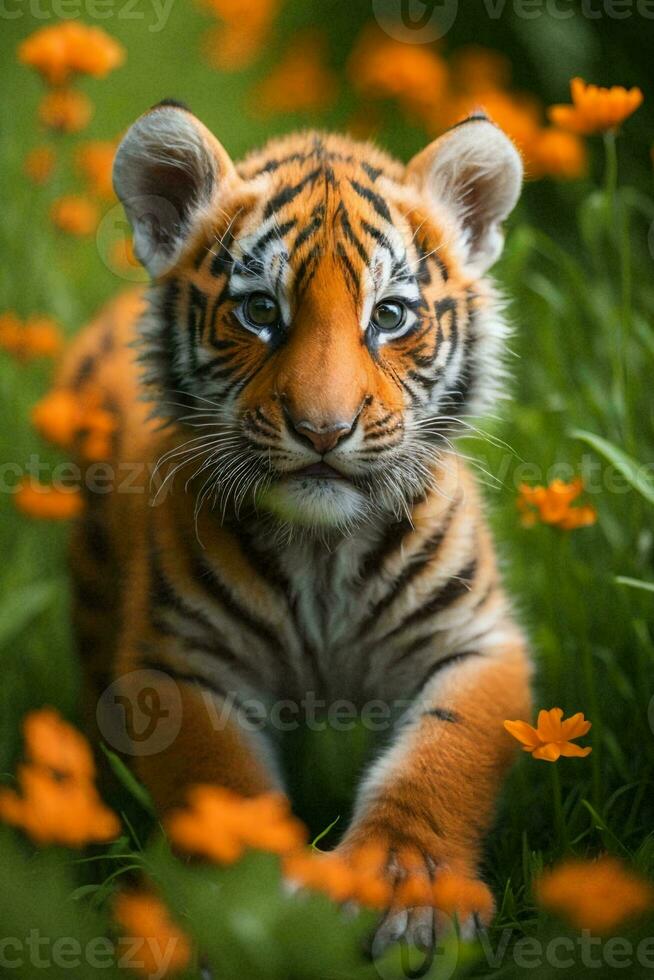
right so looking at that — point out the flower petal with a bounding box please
[532,743,562,762]
[537,708,564,742]
[504,719,541,748]
[558,742,592,758]
[560,712,592,740]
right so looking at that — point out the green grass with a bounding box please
[1,6,654,979]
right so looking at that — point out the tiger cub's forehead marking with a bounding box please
[227,142,423,327]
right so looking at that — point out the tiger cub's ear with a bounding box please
[406,115,523,275]
[113,103,239,278]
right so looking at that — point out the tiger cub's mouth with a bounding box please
[288,463,345,480]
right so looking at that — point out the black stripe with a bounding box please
[340,206,370,266]
[360,219,394,253]
[263,168,321,220]
[148,538,269,685]
[149,540,217,639]
[410,651,482,700]
[358,500,459,635]
[336,242,359,298]
[189,547,285,655]
[448,113,490,130]
[349,178,392,222]
[291,205,324,255]
[243,152,310,177]
[357,516,413,582]
[138,651,233,705]
[294,242,321,293]
[443,290,477,412]
[209,229,235,278]
[423,707,459,722]
[414,235,449,284]
[157,278,189,399]
[380,557,478,645]
[187,284,207,373]
[72,353,96,388]
[361,162,382,182]
[251,218,297,255]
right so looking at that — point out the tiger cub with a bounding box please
[58,103,531,950]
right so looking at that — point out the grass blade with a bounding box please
[571,428,654,505]
[615,575,654,593]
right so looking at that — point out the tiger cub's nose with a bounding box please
[291,418,355,455]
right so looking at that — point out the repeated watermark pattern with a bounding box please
[372,0,654,43]
[0,0,175,30]
[3,451,653,499]
[1,925,654,978]
[0,931,183,980]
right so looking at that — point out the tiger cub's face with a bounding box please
[114,106,522,531]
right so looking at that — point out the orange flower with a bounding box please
[39,88,93,133]
[14,479,84,520]
[445,90,586,183]
[449,45,511,96]
[504,707,592,762]
[432,871,495,925]
[23,707,95,781]
[50,195,98,236]
[284,850,358,903]
[0,709,119,847]
[529,128,588,180]
[18,22,125,86]
[24,316,65,357]
[114,893,191,977]
[536,855,654,932]
[549,77,643,135]
[0,766,119,846]
[75,141,116,199]
[166,786,307,863]
[517,477,597,530]
[200,0,279,71]
[284,843,392,909]
[0,312,63,361]
[33,385,117,459]
[474,91,541,151]
[24,146,56,184]
[251,31,338,115]
[32,389,80,447]
[348,23,447,122]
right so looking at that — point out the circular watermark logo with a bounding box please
[372,0,459,43]
[371,910,459,980]
[96,203,148,283]
[96,668,182,756]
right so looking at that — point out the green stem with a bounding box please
[551,763,568,850]
[603,130,632,448]
[581,636,602,807]
[603,130,618,205]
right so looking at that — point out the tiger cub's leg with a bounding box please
[71,494,121,746]
[110,666,281,813]
[337,638,531,951]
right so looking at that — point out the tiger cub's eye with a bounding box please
[371,300,406,333]
[244,292,280,328]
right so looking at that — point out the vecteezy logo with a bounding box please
[372,0,458,43]
[96,669,182,756]
[371,910,459,980]
[96,202,148,283]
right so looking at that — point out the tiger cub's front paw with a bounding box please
[336,836,494,956]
